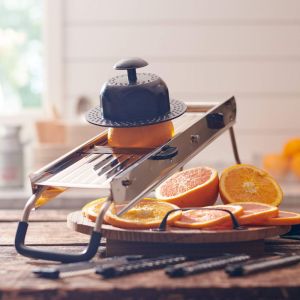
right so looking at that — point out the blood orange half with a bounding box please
[173,204,243,229]
[155,166,219,208]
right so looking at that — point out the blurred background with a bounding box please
[0,0,299,208]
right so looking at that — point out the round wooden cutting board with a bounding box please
[67,211,290,244]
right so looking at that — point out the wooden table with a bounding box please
[1,209,300,300]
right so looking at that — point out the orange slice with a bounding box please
[232,202,279,225]
[107,121,174,148]
[82,198,108,222]
[155,166,219,208]
[252,210,300,226]
[219,164,283,207]
[104,198,181,229]
[173,204,243,229]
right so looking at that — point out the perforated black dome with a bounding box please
[86,58,187,128]
[86,99,186,127]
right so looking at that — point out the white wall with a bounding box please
[58,0,300,166]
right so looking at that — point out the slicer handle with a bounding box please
[15,221,101,263]
[113,58,148,84]
[114,58,148,70]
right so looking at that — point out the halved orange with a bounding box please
[262,153,289,179]
[219,164,283,207]
[107,121,174,148]
[173,204,243,229]
[232,202,279,225]
[251,210,300,226]
[283,138,300,158]
[290,153,300,179]
[82,198,108,222]
[155,166,219,208]
[104,198,181,229]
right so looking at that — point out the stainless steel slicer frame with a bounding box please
[15,96,241,262]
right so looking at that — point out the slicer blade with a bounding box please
[29,97,237,213]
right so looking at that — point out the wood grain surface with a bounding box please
[1,209,300,300]
[67,211,290,243]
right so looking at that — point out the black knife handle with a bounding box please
[166,254,250,277]
[97,255,187,278]
[226,255,300,276]
[33,255,143,279]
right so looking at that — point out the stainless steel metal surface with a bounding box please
[116,97,236,215]
[25,97,238,214]
[32,111,205,190]
[17,97,241,263]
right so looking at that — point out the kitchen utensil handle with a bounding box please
[226,255,300,276]
[114,58,148,70]
[15,221,101,263]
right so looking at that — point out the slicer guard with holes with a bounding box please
[15,59,242,263]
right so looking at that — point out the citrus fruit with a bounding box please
[232,202,279,225]
[173,204,243,229]
[107,121,174,148]
[155,166,219,208]
[104,198,181,229]
[82,198,108,222]
[35,187,66,208]
[262,153,289,178]
[219,164,283,207]
[290,152,300,179]
[283,138,300,158]
[251,210,300,226]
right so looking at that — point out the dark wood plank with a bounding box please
[1,210,300,299]
[0,222,89,246]
[265,238,300,254]
[0,209,72,222]
[1,246,300,300]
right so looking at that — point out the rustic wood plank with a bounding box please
[0,209,72,222]
[1,210,300,299]
[265,238,300,254]
[0,222,89,246]
[1,245,300,300]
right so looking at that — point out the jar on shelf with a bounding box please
[0,125,24,188]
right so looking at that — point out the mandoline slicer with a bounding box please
[15,96,241,263]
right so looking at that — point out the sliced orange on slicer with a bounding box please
[219,164,283,207]
[251,211,300,226]
[155,166,219,208]
[107,121,174,148]
[173,204,243,229]
[82,198,108,222]
[104,198,181,229]
[232,202,279,225]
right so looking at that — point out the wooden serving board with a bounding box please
[67,211,291,257]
